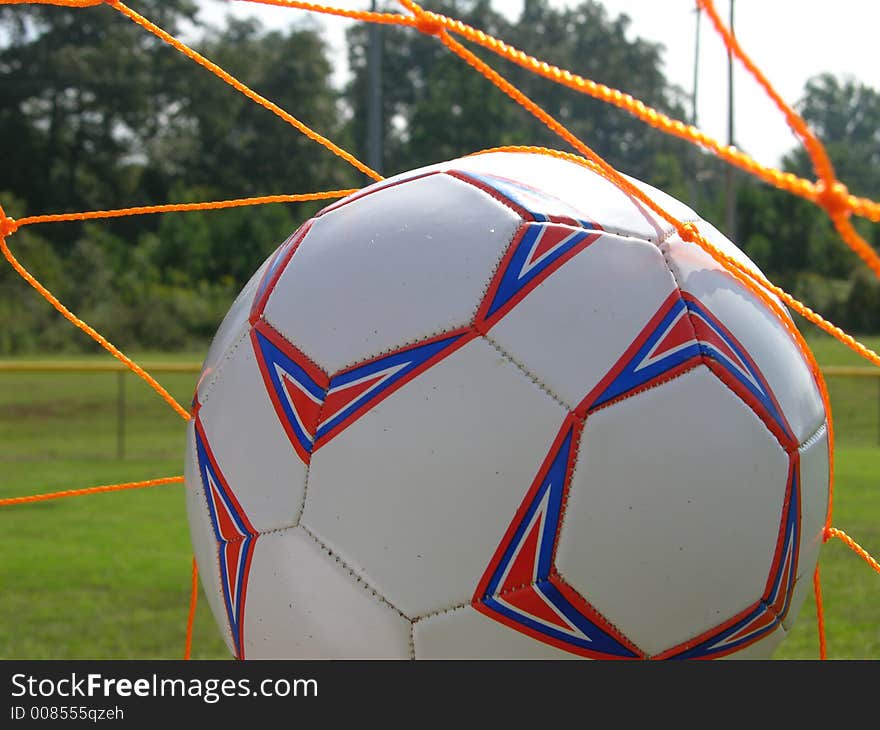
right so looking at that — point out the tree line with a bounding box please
[1,0,878,354]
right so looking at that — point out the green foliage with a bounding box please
[346,0,693,185]
[0,6,343,354]
[2,3,880,356]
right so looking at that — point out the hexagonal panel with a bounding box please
[262,173,522,373]
[302,336,568,619]
[242,527,412,659]
[557,366,790,657]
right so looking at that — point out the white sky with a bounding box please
[196,0,880,169]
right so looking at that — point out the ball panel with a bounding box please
[558,367,790,657]
[413,604,582,659]
[262,173,522,373]
[663,236,825,443]
[195,257,270,406]
[197,330,308,534]
[796,422,830,583]
[486,232,677,408]
[184,419,235,657]
[302,336,568,618]
[243,527,412,659]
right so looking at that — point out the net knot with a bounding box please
[415,11,444,36]
[815,179,851,219]
[679,222,701,244]
[0,216,17,238]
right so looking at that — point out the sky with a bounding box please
[195,0,880,169]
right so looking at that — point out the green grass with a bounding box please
[0,338,878,660]
[804,331,880,446]
[0,355,228,659]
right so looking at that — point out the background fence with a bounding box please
[1,360,878,461]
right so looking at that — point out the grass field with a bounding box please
[1,331,878,660]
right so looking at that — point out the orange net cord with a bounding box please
[826,528,880,575]
[184,558,199,660]
[228,0,880,225]
[695,0,880,281]
[0,205,192,422]
[0,476,184,507]
[3,191,359,233]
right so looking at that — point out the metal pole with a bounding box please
[724,0,737,240]
[117,370,125,460]
[692,3,701,128]
[689,2,702,209]
[366,0,383,177]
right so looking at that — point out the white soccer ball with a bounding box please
[185,150,829,660]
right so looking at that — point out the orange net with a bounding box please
[0,0,877,660]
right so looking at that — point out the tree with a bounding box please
[344,0,693,188]
[146,16,353,286]
[158,16,356,198]
[0,1,199,246]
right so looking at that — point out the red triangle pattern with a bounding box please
[649,313,696,360]
[526,226,576,270]
[500,516,542,594]
[282,375,322,439]
[224,539,244,601]
[501,584,575,632]
[210,481,244,543]
[321,373,388,422]
[691,316,748,373]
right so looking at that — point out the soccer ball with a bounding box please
[185,150,829,659]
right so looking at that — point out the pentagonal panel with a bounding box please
[302,336,567,618]
[243,527,412,659]
[195,257,270,405]
[197,330,308,533]
[262,173,522,373]
[663,236,825,443]
[184,418,235,657]
[413,605,581,659]
[485,232,678,409]
[557,366,789,657]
